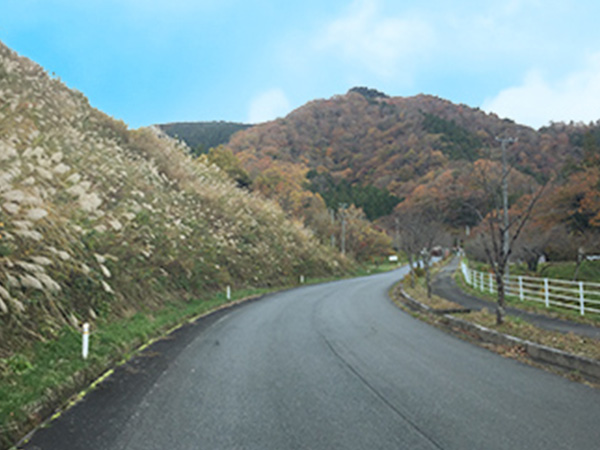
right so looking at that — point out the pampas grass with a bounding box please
[0,40,348,358]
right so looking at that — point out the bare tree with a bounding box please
[468,141,547,324]
[397,211,447,297]
[397,215,421,288]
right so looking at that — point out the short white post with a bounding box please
[579,282,585,316]
[519,276,523,301]
[489,273,493,293]
[300,275,305,284]
[82,322,90,360]
[544,278,549,308]
[226,285,231,300]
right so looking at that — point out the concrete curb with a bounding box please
[398,286,600,383]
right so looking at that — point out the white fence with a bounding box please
[461,262,600,316]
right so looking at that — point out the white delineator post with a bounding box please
[226,285,231,300]
[82,322,90,360]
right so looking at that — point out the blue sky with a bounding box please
[2,0,600,129]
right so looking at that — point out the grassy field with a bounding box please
[523,260,600,282]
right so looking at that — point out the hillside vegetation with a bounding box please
[0,41,347,360]
[216,87,600,261]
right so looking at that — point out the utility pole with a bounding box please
[394,217,399,252]
[329,208,336,248]
[339,203,348,256]
[496,137,517,277]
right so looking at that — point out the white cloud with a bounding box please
[483,53,600,129]
[313,0,435,78]
[247,89,291,124]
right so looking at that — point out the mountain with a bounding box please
[158,121,252,156]
[226,89,558,192]
[0,41,346,362]
[214,87,600,264]
[220,88,599,239]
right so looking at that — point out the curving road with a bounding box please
[23,268,600,449]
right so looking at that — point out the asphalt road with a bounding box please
[22,268,600,449]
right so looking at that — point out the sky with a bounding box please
[2,0,600,130]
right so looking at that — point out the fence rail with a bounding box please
[461,262,600,316]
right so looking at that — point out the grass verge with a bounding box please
[0,284,284,450]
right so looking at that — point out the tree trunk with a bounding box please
[526,259,538,272]
[408,254,415,288]
[425,257,432,298]
[426,271,432,298]
[495,273,506,325]
[525,252,538,272]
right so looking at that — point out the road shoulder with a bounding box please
[390,264,600,387]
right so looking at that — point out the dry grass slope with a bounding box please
[0,41,347,358]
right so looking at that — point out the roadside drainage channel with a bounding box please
[397,286,600,384]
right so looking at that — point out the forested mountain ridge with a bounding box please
[158,121,252,156]
[226,89,571,192]
[220,88,600,257]
[154,89,597,232]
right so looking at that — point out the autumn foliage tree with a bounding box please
[516,153,600,275]
[335,204,392,262]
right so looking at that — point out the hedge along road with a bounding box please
[21,268,600,450]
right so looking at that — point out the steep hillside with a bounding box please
[0,41,346,359]
[158,121,252,156]
[223,88,599,232]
